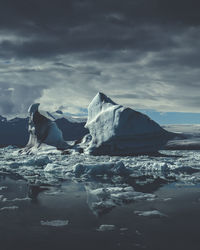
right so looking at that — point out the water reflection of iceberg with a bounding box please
[85,182,156,216]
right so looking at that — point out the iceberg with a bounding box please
[25,103,69,151]
[84,92,174,155]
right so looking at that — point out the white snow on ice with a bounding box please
[40,220,69,227]
[1,143,200,214]
[134,210,167,217]
[0,206,19,211]
[97,224,116,231]
[1,146,200,185]
[84,92,172,155]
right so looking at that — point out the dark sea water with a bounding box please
[1,173,200,250]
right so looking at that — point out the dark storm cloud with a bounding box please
[0,0,200,115]
[0,0,200,59]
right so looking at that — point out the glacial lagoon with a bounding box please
[1,147,200,249]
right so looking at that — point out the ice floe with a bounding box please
[0,206,19,211]
[97,224,116,231]
[40,220,69,227]
[134,210,167,217]
[10,197,31,202]
[0,195,7,202]
[73,161,129,177]
[44,163,63,173]
[1,146,200,215]
[1,147,200,186]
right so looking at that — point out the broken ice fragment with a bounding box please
[0,206,19,211]
[97,224,116,231]
[40,220,69,227]
[134,210,167,217]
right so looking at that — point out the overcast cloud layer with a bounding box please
[0,0,200,116]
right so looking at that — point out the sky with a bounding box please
[0,0,200,123]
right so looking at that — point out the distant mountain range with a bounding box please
[0,116,29,147]
[0,113,88,147]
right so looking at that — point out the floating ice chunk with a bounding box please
[112,191,155,203]
[163,198,172,201]
[97,224,116,231]
[5,155,52,170]
[150,162,169,172]
[0,206,19,211]
[134,210,167,217]
[133,193,157,201]
[73,161,129,177]
[146,197,157,201]
[30,155,51,166]
[91,200,116,212]
[137,162,170,172]
[40,220,69,227]
[44,163,62,173]
[2,144,200,189]
[0,196,30,203]
[22,155,51,167]
[88,187,110,198]
[0,186,8,191]
[0,194,7,202]
[11,197,31,202]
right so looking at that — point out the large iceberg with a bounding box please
[84,92,174,155]
[25,103,69,151]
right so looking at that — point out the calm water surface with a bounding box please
[0,174,200,250]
